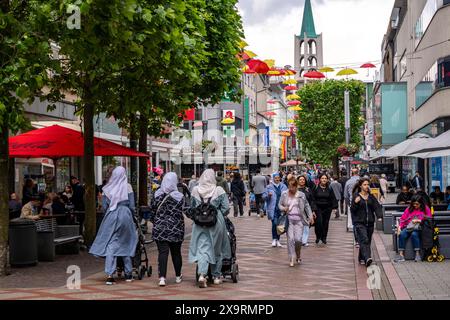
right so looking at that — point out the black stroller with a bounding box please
[195,216,239,283]
[117,208,153,280]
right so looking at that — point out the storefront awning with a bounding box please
[382,135,431,158]
[407,130,450,158]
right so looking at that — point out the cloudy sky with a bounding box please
[237,0,395,81]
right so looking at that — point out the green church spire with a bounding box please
[300,0,317,39]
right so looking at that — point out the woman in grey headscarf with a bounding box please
[150,172,186,287]
[89,166,138,285]
[188,169,231,288]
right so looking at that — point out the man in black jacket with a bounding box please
[410,171,424,191]
[338,172,349,215]
[71,176,85,236]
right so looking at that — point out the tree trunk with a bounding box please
[332,155,339,178]
[138,116,148,206]
[0,122,10,276]
[83,102,96,246]
[129,116,138,205]
[8,158,15,195]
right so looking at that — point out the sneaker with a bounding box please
[303,243,309,247]
[296,258,302,264]
[366,258,373,267]
[289,258,295,267]
[106,277,115,285]
[322,240,327,245]
[315,239,320,244]
[359,260,365,265]
[125,274,134,282]
[277,240,283,248]
[198,275,207,288]
[159,277,166,287]
[175,275,183,284]
[272,240,277,247]
[415,255,421,262]
[213,277,222,285]
[355,243,360,248]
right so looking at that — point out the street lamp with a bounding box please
[344,90,351,178]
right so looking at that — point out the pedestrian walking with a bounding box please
[264,173,287,247]
[188,175,198,193]
[216,171,230,194]
[188,169,231,288]
[70,175,86,236]
[330,176,343,219]
[251,169,267,217]
[338,172,349,215]
[410,171,424,191]
[231,172,246,217]
[379,174,389,199]
[351,178,382,267]
[297,175,316,247]
[89,166,138,285]
[312,174,338,246]
[344,168,360,246]
[150,172,186,287]
[278,178,313,267]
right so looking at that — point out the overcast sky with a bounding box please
[237,0,395,81]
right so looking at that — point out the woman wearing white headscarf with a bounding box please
[150,172,186,287]
[89,166,138,285]
[188,169,231,288]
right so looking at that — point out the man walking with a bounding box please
[330,175,343,219]
[338,171,349,215]
[410,171,424,191]
[251,169,267,218]
[216,171,230,194]
[344,168,360,245]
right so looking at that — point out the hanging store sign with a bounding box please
[222,109,235,125]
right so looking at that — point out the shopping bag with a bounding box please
[277,214,288,236]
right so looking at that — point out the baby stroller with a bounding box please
[195,216,239,283]
[117,209,153,280]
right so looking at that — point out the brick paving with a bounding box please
[0,214,372,300]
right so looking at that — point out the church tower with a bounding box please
[294,0,324,81]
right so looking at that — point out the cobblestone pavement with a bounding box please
[0,214,374,300]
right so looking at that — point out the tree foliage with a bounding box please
[296,79,365,167]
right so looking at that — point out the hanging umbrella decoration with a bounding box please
[283,78,297,85]
[264,111,277,118]
[288,105,302,111]
[284,85,297,91]
[336,68,358,79]
[284,69,297,76]
[267,67,285,76]
[360,62,376,76]
[264,59,276,68]
[267,99,278,104]
[287,100,301,106]
[303,70,325,79]
[242,65,256,74]
[246,59,270,74]
[319,66,335,77]
[286,94,300,101]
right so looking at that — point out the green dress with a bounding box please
[188,192,232,277]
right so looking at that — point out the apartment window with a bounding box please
[415,55,450,109]
[414,0,446,48]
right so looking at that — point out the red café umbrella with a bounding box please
[9,125,149,158]
[303,70,325,79]
[246,59,270,74]
[360,63,376,68]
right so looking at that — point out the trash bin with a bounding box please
[9,219,38,266]
[37,231,55,262]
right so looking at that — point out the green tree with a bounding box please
[0,1,61,276]
[296,79,365,173]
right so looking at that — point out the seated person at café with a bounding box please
[41,193,55,215]
[430,186,445,204]
[416,188,431,208]
[20,196,42,221]
[397,195,432,262]
[445,186,450,209]
[9,193,22,220]
[396,186,412,204]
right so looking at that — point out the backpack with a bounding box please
[191,196,218,227]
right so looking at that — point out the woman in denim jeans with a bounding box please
[397,195,432,262]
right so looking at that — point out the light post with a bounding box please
[344,90,351,178]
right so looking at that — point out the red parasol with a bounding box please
[9,125,149,158]
[303,70,325,79]
[264,111,277,117]
[247,59,270,74]
[284,85,298,91]
[287,100,301,106]
[360,63,376,68]
[267,99,278,104]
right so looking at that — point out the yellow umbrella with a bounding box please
[244,50,257,59]
[289,106,302,111]
[319,67,335,73]
[264,59,275,68]
[239,40,248,48]
[283,79,297,85]
[286,94,300,101]
[336,68,358,76]
[287,119,295,124]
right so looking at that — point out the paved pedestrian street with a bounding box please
[0,215,415,300]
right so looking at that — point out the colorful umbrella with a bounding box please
[283,79,297,85]
[319,67,335,73]
[287,119,295,124]
[264,59,275,68]
[287,100,301,106]
[264,111,277,117]
[267,99,278,104]
[283,69,297,75]
[303,70,325,79]
[284,85,297,91]
[289,106,302,111]
[267,68,285,76]
[247,59,270,74]
[337,68,358,76]
[193,121,203,128]
[360,63,376,69]
[242,65,256,74]
[238,40,248,49]
[286,94,300,101]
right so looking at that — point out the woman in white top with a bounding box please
[278,177,313,267]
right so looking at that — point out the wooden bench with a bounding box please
[35,218,81,262]
[391,212,450,260]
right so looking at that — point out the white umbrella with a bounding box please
[407,130,450,157]
[281,159,305,166]
[383,135,431,158]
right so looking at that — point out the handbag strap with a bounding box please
[156,193,172,215]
